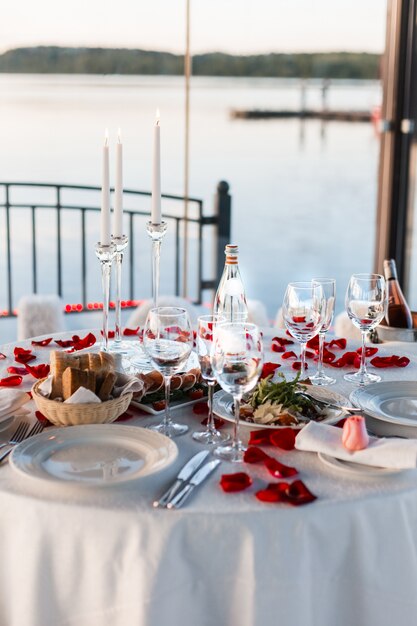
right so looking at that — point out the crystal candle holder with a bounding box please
[146,221,167,308]
[109,234,129,353]
[95,241,116,352]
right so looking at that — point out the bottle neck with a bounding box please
[384,260,398,281]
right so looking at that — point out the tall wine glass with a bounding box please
[211,322,263,463]
[192,315,230,445]
[344,273,387,385]
[310,278,336,386]
[143,307,193,437]
[282,281,323,379]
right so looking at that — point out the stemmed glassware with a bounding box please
[282,281,323,379]
[192,315,230,445]
[143,307,193,437]
[211,322,263,463]
[310,278,336,386]
[344,273,387,385]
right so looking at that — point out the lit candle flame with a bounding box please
[104,128,109,147]
[117,128,122,143]
[155,108,160,126]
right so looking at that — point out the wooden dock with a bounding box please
[231,109,372,122]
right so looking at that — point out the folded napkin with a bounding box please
[64,388,101,404]
[295,421,417,469]
[0,388,31,422]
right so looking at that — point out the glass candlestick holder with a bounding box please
[146,221,167,308]
[95,241,116,352]
[109,234,130,353]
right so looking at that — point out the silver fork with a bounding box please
[0,421,44,464]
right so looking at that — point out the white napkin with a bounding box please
[64,387,101,404]
[113,373,144,398]
[295,421,417,469]
[0,389,31,422]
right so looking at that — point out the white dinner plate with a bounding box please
[351,382,417,438]
[212,387,348,430]
[318,452,402,478]
[10,424,178,487]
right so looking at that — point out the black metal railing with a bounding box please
[0,181,231,318]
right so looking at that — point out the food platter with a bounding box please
[213,386,348,430]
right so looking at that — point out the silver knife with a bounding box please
[167,459,220,509]
[153,450,210,508]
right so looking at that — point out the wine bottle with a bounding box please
[213,244,248,322]
[383,259,413,328]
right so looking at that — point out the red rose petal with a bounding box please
[306,336,320,350]
[264,457,298,478]
[220,472,252,493]
[193,401,209,416]
[243,446,269,463]
[7,366,28,375]
[269,428,296,450]
[0,375,23,387]
[261,362,281,379]
[115,411,134,422]
[256,480,316,505]
[292,361,308,371]
[271,343,285,353]
[123,327,140,336]
[55,338,74,348]
[282,351,298,360]
[31,338,53,347]
[327,338,347,350]
[248,430,273,446]
[370,355,410,368]
[357,346,378,357]
[35,410,52,427]
[272,336,294,346]
[100,330,115,339]
[256,483,289,503]
[287,479,317,505]
[0,353,6,360]
[13,346,36,364]
[70,332,96,351]
[25,363,50,379]
[201,416,226,429]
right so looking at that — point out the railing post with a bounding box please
[215,180,231,284]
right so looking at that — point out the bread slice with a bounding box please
[88,353,102,373]
[97,371,117,401]
[62,367,95,401]
[99,351,115,374]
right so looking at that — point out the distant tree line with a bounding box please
[0,47,381,79]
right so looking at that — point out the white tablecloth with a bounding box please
[1,330,417,626]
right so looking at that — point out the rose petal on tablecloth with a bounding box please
[123,327,140,336]
[201,416,226,429]
[0,375,23,387]
[269,428,296,450]
[100,330,115,339]
[220,472,252,492]
[264,457,298,478]
[243,446,270,463]
[260,362,281,379]
[31,338,53,347]
[370,355,410,368]
[256,480,316,505]
[35,410,52,426]
[271,343,285,353]
[282,351,298,360]
[327,338,347,350]
[292,361,307,371]
[7,366,28,375]
[25,363,50,379]
[69,333,96,351]
[13,347,36,364]
[193,401,209,416]
[55,339,74,348]
[0,353,6,360]
[248,430,272,446]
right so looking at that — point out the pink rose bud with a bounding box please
[342,415,369,451]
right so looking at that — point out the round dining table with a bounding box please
[0,329,417,626]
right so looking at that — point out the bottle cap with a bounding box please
[383,259,397,280]
[225,244,238,254]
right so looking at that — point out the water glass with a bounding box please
[344,273,386,385]
[192,315,230,445]
[310,278,336,386]
[211,322,263,463]
[282,281,323,379]
[143,307,193,437]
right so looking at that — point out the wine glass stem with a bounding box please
[359,330,367,376]
[101,260,111,352]
[317,332,325,376]
[163,375,172,429]
[232,393,242,449]
[300,342,307,378]
[207,381,215,433]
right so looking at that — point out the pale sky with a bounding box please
[0,0,386,55]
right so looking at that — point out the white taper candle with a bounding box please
[114,129,123,238]
[151,110,162,224]
[101,130,111,245]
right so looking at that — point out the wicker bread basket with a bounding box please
[32,379,133,427]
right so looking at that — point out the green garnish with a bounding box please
[248,372,314,415]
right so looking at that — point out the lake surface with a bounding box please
[0,74,382,342]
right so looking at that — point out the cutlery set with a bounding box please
[0,420,44,463]
[153,450,220,510]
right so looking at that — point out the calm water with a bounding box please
[0,74,382,342]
